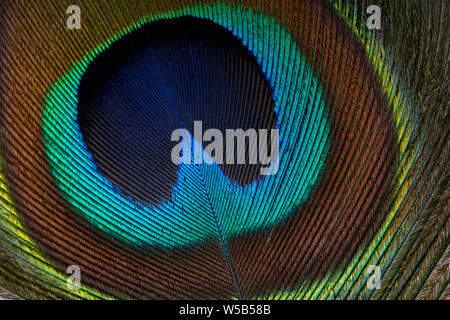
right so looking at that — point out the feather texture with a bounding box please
[0,0,448,299]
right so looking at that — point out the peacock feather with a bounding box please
[0,0,448,300]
